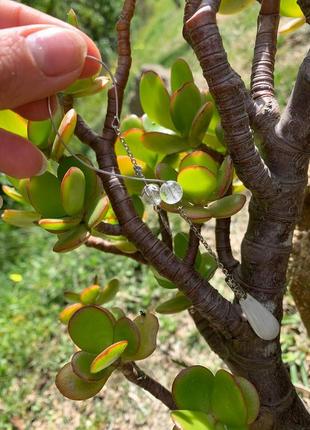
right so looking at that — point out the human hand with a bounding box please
[0,0,101,179]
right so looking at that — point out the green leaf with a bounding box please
[38,216,81,233]
[50,109,77,160]
[219,0,255,15]
[59,303,83,325]
[235,376,260,424]
[156,292,191,314]
[179,151,219,176]
[211,369,248,427]
[142,132,189,155]
[109,307,126,320]
[210,156,233,200]
[280,0,303,17]
[171,410,216,430]
[189,102,213,144]
[1,209,40,228]
[174,232,189,259]
[60,167,85,216]
[71,351,115,382]
[84,194,109,229]
[177,166,217,204]
[177,206,212,224]
[64,291,81,302]
[27,172,66,218]
[95,279,120,305]
[206,194,246,219]
[198,253,218,280]
[90,341,128,373]
[172,366,214,413]
[132,313,159,360]
[120,114,144,132]
[140,71,176,130]
[68,305,115,354]
[28,118,52,149]
[114,317,140,359]
[115,129,157,168]
[58,155,97,202]
[80,284,101,305]
[53,224,90,253]
[55,363,106,400]
[153,269,176,289]
[155,163,178,181]
[170,82,202,136]
[0,110,27,138]
[2,185,27,204]
[171,58,194,93]
[117,155,153,194]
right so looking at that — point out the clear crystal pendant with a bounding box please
[160,181,183,205]
[239,293,280,341]
[141,184,161,205]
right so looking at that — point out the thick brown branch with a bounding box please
[158,209,173,250]
[251,1,280,102]
[298,0,310,23]
[215,218,239,271]
[95,222,123,236]
[184,1,277,200]
[277,50,310,150]
[85,235,147,264]
[121,362,176,410]
[183,225,201,266]
[75,115,100,149]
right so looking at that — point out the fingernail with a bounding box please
[35,153,48,176]
[26,28,87,77]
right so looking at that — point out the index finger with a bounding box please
[0,0,101,78]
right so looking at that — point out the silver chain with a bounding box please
[178,206,246,299]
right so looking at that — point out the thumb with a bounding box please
[0,25,87,110]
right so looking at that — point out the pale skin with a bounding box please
[0,0,101,178]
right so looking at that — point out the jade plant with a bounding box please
[1,0,310,429]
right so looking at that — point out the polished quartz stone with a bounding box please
[141,184,161,205]
[160,181,183,205]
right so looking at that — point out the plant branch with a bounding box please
[183,225,201,266]
[215,218,239,271]
[158,209,173,250]
[298,0,310,23]
[251,0,280,124]
[85,235,147,264]
[183,1,277,200]
[95,222,123,236]
[121,362,176,410]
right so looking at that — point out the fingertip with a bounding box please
[80,39,102,78]
[14,96,58,120]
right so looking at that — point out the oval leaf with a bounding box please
[80,284,101,305]
[59,303,83,325]
[206,194,246,218]
[211,369,248,426]
[53,224,90,253]
[171,410,216,430]
[177,166,217,204]
[39,216,81,233]
[172,366,214,413]
[95,278,120,305]
[142,132,189,155]
[235,376,260,424]
[179,151,218,175]
[140,71,175,130]
[1,209,40,227]
[68,305,115,354]
[61,167,86,216]
[132,313,159,360]
[156,293,192,314]
[114,317,140,359]
[90,340,128,373]
[55,363,105,400]
[171,58,194,93]
[170,82,202,136]
[71,350,115,382]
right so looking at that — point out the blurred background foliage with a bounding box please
[0,1,309,429]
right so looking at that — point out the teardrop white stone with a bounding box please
[141,184,161,205]
[239,293,280,341]
[160,181,183,204]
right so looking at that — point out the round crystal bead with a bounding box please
[160,181,183,205]
[141,184,161,205]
